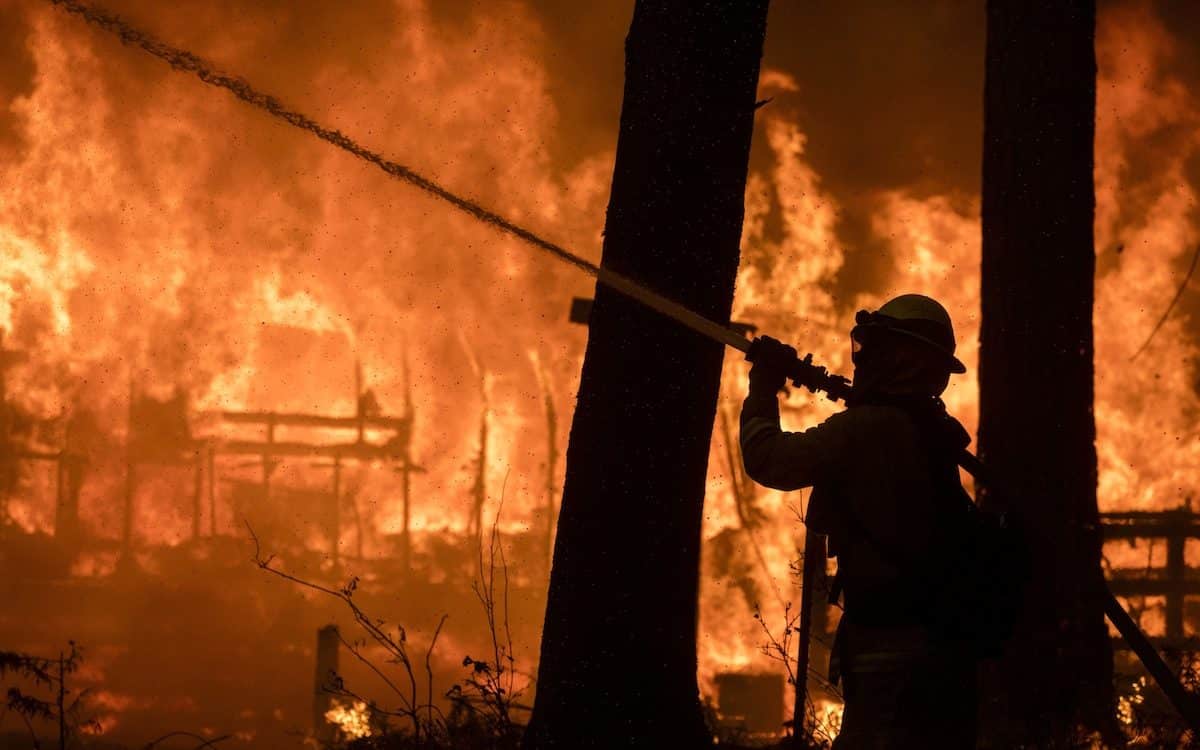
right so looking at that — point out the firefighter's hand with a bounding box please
[747,335,797,393]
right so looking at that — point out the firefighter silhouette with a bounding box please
[742,294,976,749]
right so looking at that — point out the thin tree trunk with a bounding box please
[979,1,1115,743]
[523,2,768,747]
[58,651,66,750]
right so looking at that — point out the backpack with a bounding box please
[922,495,1029,658]
[832,398,1030,659]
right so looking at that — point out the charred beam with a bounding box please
[214,440,422,463]
[213,410,408,431]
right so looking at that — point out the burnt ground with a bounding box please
[0,527,549,749]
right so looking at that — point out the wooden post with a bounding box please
[400,447,412,573]
[54,455,81,546]
[313,624,340,744]
[122,461,135,554]
[207,444,216,536]
[122,382,136,556]
[401,356,414,574]
[192,448,203,540]
[354,360,367,444]
[350,479,365,561]
[471,375,488,541]
[793,528,822,746]
[262,413,275,502]
[534,354,558,575]
[54,454,63,528]
[331,455,341,566]
[121,376,135,552]
[54,455,66,537]
[1166,512,1185,641]
[0,331,10,524]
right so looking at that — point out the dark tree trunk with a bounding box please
[979,1,1115,743]
[522,2,768,748]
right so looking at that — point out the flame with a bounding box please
[324,699,373,740]
[1118,676,1147,727]
[0,0,605,546]
[1,3,598,740]
[812,697,844,742]
[1093,3,1200,513]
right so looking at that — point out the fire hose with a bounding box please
[48,0,1200,734]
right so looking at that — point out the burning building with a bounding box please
[1,0,1199,746]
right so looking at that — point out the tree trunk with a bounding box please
[979,1,1115,743]
[522,2,768,748]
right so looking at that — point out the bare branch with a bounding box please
[426,614,448,732]
[335,632,414,716]
[244,519,452,740]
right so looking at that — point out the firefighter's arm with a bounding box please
[740,351,851,491]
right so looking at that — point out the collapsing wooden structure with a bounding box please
[1102,507,1200,650]
[121,379,420,568]
[3,334,567,577]
[0,334,84,542]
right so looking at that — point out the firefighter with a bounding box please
[741,294,976,749]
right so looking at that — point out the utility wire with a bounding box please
[48,0,752,353]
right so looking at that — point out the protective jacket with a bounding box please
[741,384,973,620]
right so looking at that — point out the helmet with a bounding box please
[852,294,966,374]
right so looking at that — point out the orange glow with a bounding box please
[1,1,1197,744]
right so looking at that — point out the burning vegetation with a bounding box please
[2,0,1200,747]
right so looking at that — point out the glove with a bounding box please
[746,335,797,393]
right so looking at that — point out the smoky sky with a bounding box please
[2,0,1199,302]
